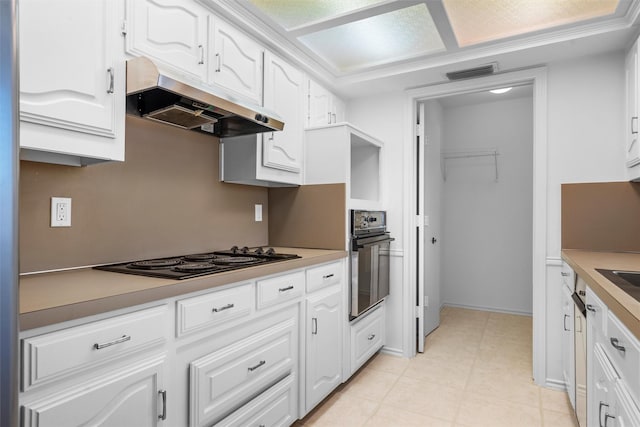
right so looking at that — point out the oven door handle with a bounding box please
[571,292,587,317]
[355,237,395,249]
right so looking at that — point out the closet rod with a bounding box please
[441,149,499,182]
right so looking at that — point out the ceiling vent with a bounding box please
[445,63,498,81]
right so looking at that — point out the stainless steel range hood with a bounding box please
[126,56,284,138]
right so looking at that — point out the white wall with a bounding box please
[441,96,534,314]
[346,50,627,383]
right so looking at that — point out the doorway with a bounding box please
[417,85,534,351]
[403,67,548,385]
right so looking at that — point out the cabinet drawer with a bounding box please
[22,305,168,391]
[189,315,297,426]
[614,381,640,427]
[177,283,253,337]
[215,374,297,427]
[351,304,385,373]
[306,261,343,293]
[586,286,608,338]
[606,311,640,404]
[561,262,574,289]
[256,271,304,309]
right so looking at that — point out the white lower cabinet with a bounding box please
[21,354,167,427]
[561,271,576,409]
[305,286,342,413]
[350,303,385,375]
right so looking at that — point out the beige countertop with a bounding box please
[20,247,347,331]
[562,249,640,340]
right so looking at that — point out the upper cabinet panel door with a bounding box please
[626,41,640,168]
[210,18,263,104]
[307,80,333,127]
[262,52,304,173]
[19,0,118,137]
[125,0,208,81]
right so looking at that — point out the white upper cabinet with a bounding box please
[19,0,125,166]
[125,0,208,81]
[209,17,264,104]
[625,38,640,181]
[307,79,346,127]
[262,51,304,173]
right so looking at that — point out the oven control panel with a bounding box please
[351,210,387,235]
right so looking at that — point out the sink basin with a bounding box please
[596,269,640,302]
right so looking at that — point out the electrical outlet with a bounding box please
[255,204,262,222]
[51,197,71,227]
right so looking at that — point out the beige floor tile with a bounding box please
[465,365,541,408]
[365,404,452,427]
[542,409,579,427]
[403,354,473,389]
[302,393,379,427]
[540,387,573,414]
[342,367,400,402]
[455,394,543,427]
[382,376,462,422]
[365,353,410,376]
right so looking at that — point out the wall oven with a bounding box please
[349,210,394,320]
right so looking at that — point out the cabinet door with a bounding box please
[333,96,346,123]
[307,80,333,127]
[588,345,619,427]
[262,52,304,173]
[126,0,208,81]
[21,356,166,427]
[210,17,263,104]
[625,41,640,168]
[306,287,342,412]
[561,284,576,410]
[20,0,119,138]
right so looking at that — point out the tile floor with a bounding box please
[296,306,578,427]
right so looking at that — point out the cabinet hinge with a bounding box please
[416,123,422,137]
[415,306,421,317]
[121,20,128,36]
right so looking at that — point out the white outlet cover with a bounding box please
[255,204,263,222]
[51,197,71,227]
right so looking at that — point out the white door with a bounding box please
[125,0,208,81]
[626,42,640,168]
[210,17,263,104]
[262,51,304,173]
[307,80,332,127]
[20,0,119,137]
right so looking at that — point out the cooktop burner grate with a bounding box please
[128,258,183,269]
[183,253,219,261]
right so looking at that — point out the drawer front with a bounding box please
[177,283,253,337]
[306,261,343,293]
[22,305,168,391]
[351,305,385,373]
[189,315,297,427]
[606,311,640,404]
[614,381,640,427]
[586,286,608,338]
[561,262,574,289]
[257,271,304,309]
[215,374,297,427]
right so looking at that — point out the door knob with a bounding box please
[431,237,437,244]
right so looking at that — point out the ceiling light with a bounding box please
[490,87,513,94]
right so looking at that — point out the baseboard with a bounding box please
[544,377,567,391]
[442,302,532,317]
[380,346,404,358]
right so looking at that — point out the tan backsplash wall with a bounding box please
[269,184,346,250]
[20,116,269,273]
[562,181,640,252]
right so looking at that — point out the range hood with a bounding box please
[126,56,284,138]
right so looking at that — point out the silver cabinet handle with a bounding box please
[248,360,266,372]
[632,116,638,135]
[563,314,570,332]
[94,334,131,350]
[367,334,375,341]
[212,303,234,312]
[610,337,626,353]
[322,273,334,279]
[107,68,114,94]
[586,304,596,312]
[327,112,331,124]
[312,317,318,335]
[599,402,609,427]
[279,285,294,292]
[332,113,336,123]
[604,413,616,427]
[198,44,204,65]
[561,272,570,277]
[215,53,221,72]
[158,390,167,420]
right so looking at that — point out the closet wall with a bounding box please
[441,94,534,314]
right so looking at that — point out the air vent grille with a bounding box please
[446,63,497,80]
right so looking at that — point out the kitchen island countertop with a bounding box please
[562,249,640,340]
[20,247,346,331]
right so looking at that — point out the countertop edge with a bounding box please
[562,249,640,341]
[20,250,347,331]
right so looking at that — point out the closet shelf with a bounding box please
[441,149,500,182]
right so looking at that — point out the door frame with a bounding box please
[402,67,548,385]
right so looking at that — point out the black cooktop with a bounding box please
[94,246,300,280]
